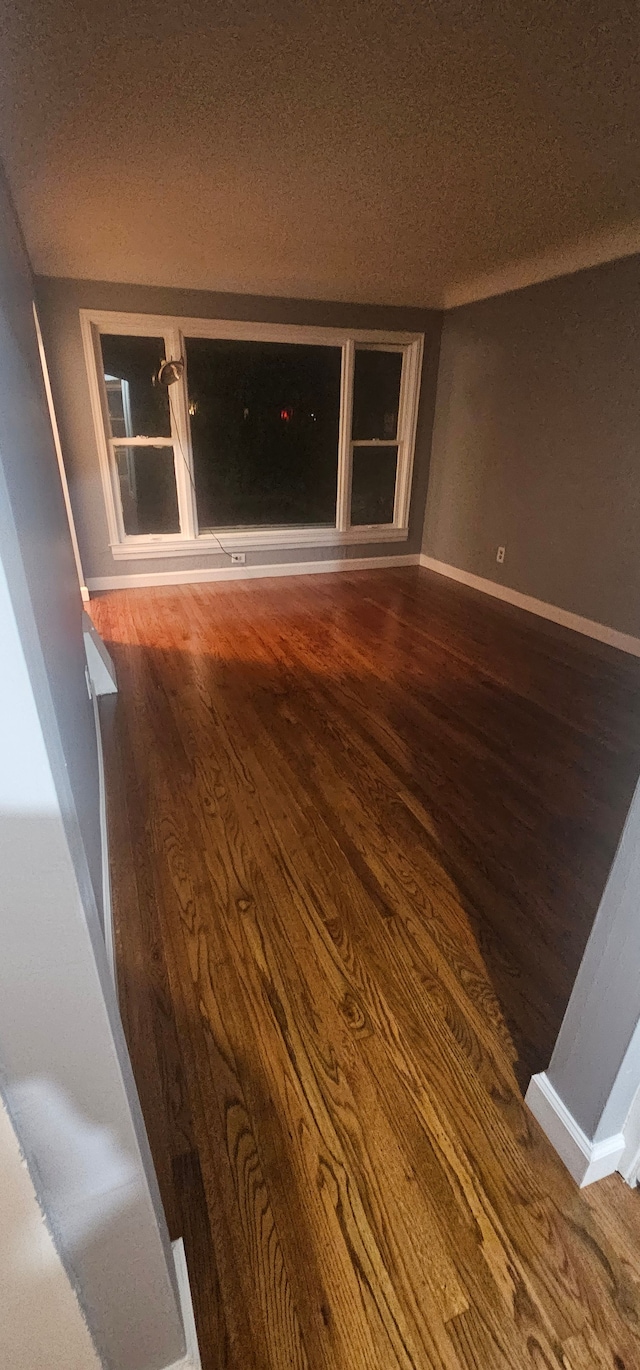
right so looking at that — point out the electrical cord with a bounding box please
[167,381,235,560]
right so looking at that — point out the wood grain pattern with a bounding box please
[93,566,640,1370]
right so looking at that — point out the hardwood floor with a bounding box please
[93,566,640,1370]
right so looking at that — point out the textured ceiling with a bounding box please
[1,0,639,307]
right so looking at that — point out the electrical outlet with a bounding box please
[496,545,506,564]
[231,552,246,565]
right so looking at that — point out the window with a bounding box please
[99,334,180,537]
[186,338,342,530]
[350,347,404,525]
[81,311,423,558]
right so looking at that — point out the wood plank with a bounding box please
[92,567,640,1370]
[172,1151,229,1370]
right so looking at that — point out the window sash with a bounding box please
[80,311,423,555]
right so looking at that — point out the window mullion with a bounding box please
[336,339,355,531]
[107,438,127,543]
[111,436,174,446]
[165,328,198,539]
[393,338,423,529]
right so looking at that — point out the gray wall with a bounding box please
[0,169,185,1369]
[0,181,102,921]
[35,276,442,583]
[422,254,640,638]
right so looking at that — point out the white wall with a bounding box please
[547,773,640,1142]
[0,163,186,1370]
[0,502,184,1370]
[0,172,103,921]
[0,1096,100,1370]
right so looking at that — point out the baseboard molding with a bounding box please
[618,1084,640,1187]
[525,1072,625,1187]
[419,555,640,658]
[619,1139,640,1188]
[165,1239,202,1370]
[86,552,420,592]
[82,612,117,695]
[80,584,90,602]
[89,681,116,990]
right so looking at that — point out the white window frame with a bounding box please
[80,310,424,560]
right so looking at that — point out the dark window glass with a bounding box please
[186,338,341,529]
[116,447,179,535]
[352,349,403,440]
[100,335,170,437]
[351,446,397,525]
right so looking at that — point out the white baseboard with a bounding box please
[89,679,116,990]
[85,552,419,592]
[619,1139,640,1188]
[618,1084,640,1187]
[82,612,117,695]
[419,555,640,658]
[165,1239,202,1370]
[525,1072,625,1187]
[83,614,117,989]
[80,584,90,602]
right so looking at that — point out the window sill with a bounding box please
[109,525,409,560]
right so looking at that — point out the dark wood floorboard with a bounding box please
[94,566,640,1370]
